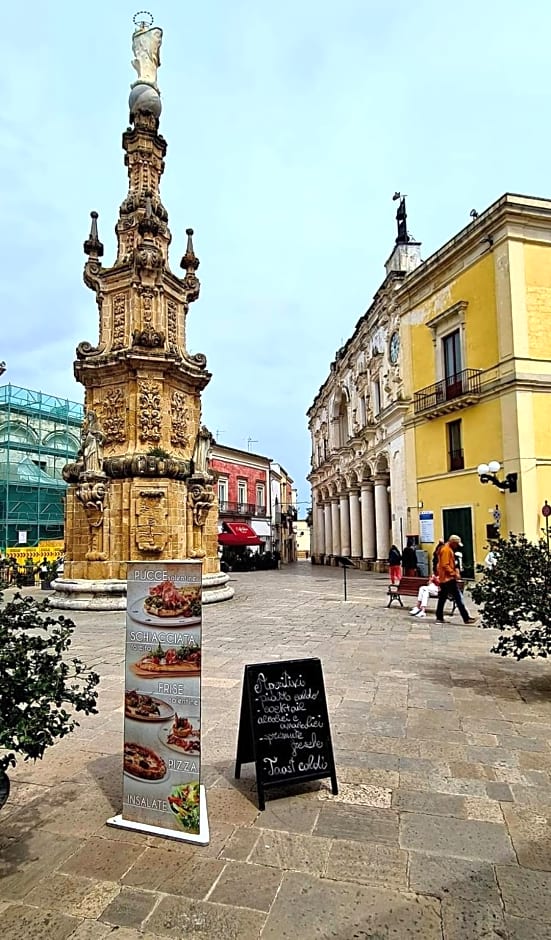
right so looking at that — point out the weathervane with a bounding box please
[133,11,154,28]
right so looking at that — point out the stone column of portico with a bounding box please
[330,498,341,557]
[339,491,351,557]
[349,488,362,558]
[360,481,376,560]
[323,502,333,560]
[315,499,325,557]
[374,476,391,561]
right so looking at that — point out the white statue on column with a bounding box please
[132,24,163,88]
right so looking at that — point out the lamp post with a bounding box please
[542,501,551,556]
[476,460,518,493]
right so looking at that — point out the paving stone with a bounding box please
[261,870,442,939]
[441,896,507,939]
[59,836,145,882]
[206,787,260,827]
[0,903,80,940]
[252,799,320,833]
[100,886,158,928]
[496,865,551,922]
[62,922,113,940]
[393,789,465,817]
[448,761,489,781]
[162,857,226,899]
[504,915,551,939]
[25,873,120,918]
[218,826,260,861]
[250,828,331,875]
[318,780,392,808]
[208,861,282,911]
[121,845,195,888]
[145,895,265,939]
[338,765,399,788]
[314,802,399,845]
[467,746,519,768]
[502,805,551,871]
[466,732,499,747]
[0,830,81,901]
[400,813,516,862]
[463,797,504,823]
[486,782,514,802]
[325,839,408,889]
[408,852,501,903]
[337,749,400,771]
[499,734,546,752]
[510,785,550,812]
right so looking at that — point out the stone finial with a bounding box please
[180,228,200,273]
[83,211,104,258]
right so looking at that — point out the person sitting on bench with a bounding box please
[410,574,440,618]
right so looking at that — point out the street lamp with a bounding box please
[476,460,518,493]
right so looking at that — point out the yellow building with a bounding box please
[401,193,551,576]
[307,193,551,579]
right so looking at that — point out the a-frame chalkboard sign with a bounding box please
[234,658,338,810]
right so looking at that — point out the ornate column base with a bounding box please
[49,571,234,611]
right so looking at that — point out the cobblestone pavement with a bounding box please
[2,563,551,939]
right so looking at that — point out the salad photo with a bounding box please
[168,781,200,833]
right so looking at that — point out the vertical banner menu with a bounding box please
[117,561,204,840]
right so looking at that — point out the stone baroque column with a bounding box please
[339,491,351,556]
[323,501,333,559]
[349,487,362,558]
[374,475,391,561]
[330,498,341,557]
[360,481,376,559]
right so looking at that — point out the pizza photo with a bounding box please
[131,641,201,678]
[123,742,167,781]
[143,580,201,619]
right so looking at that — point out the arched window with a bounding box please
[336,390,349,447]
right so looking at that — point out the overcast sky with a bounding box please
[1,1,550,508]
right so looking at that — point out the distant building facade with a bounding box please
[0,384,83,550]
[308,193,551,576]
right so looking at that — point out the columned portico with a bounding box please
[339,491,351,556]
[330,498,341,557]
[349,488,362,558]
[324,501,333,558]
[374,475,391,560]
[360,481,376,560]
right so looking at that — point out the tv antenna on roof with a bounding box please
[247,437,258,451]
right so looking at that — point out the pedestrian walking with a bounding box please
[432,539,444,575]
[388,544,402,585]
[435,534,477,624]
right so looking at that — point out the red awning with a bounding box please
[218,522,261,546]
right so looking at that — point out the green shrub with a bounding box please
[0,592,99,772]
[471,533,551,659]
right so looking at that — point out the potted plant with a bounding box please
[0,591,99,808]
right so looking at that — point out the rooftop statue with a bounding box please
[132,20,163,89]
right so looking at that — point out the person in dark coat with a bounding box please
[402,541,418,577]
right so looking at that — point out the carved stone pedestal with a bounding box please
[50,570,234,611]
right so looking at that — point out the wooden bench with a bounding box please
[387,576,465,612]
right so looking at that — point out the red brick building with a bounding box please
[210,444,271,551]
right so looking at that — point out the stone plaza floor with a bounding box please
[2,562,551,939]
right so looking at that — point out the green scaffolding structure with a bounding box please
[0,384,84,549]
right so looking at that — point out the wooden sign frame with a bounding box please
[235,657,338,810]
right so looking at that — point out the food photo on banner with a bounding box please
[108,560,208,842]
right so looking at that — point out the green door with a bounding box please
[442,507,474,579]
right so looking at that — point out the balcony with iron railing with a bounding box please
[414,369,482,418]
[218,500,267,517]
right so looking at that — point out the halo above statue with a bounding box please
[133,10,154,28]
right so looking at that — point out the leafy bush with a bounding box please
[470,533,551,659]
[0,592,99,773]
